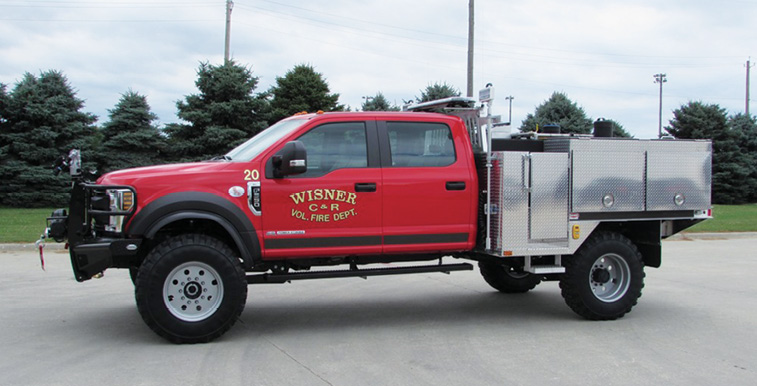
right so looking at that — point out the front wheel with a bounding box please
[135,234,247,343]
[560,232,645,320]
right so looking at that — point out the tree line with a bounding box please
[1,60,755,207]
[0,61,459,207]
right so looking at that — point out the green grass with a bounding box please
[0,207,56,243]
[0,204,755,243]
[686,204,757,232]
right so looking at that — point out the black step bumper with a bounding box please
[70,239,142,282]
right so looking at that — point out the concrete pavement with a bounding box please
[1,236,756,385]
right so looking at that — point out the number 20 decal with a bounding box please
[244,169,260,181]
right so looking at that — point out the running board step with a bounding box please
[526,265,565,274]
[247,263,474,284]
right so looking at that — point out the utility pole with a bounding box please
[466,0,474,97]
[747,59,754,116]
[224,0,234,63]
[654,73,667,138]
[504,96,514,125]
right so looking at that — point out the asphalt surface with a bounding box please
[1,235,756,386]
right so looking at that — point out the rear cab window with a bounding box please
[385,122,456,167]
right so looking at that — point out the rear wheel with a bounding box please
[135,234,247,343]
[479,261,542,293]
[560,232,645,320]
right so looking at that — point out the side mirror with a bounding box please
[272,141,307,178]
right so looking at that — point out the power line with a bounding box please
[234,3,739,70]
[0,1,218,8]
[3,0,743,69]
[0,18,216,22]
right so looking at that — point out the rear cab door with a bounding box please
[377,116,478,254]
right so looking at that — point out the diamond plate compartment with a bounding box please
[490,152,530,252]
[647,151,712,210]
[572,151,646,212]
[530,153,569,240]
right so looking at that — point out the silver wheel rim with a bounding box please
[589,253,630,303]
[163,262,224,322]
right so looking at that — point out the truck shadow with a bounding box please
[234,288,575,338]
[55,288,679,345]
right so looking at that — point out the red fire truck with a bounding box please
[42,95,712,343]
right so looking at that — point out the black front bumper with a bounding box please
[70,238,143,282]
[49,179,139,282]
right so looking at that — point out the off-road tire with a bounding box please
[560,231,645,320]
[135,234,247,343]
[129,266,139,285]
[479,261,542,293]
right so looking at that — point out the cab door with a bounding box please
[378,120,476,254]
[261,120,382,259]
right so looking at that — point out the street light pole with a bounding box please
[224,0,234,63]
[654,73,667,138]
[747,59,754,116]
[466,0,474,97]
[504,96,514,125]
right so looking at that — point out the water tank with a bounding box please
[541,124,561,134]
[593,118,613,137]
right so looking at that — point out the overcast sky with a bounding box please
[2,0,756,139]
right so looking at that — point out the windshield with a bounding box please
[225,119,307,161]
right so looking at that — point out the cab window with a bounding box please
[386,122,456,167]
[296,122,368,177]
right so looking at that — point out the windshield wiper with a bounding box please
[209,155,233,162]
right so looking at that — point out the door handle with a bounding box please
[355,183,377,192]
[446,181,466,191]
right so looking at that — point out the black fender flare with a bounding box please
[127,192,261,269]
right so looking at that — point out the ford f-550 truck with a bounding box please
[42,96,712,343]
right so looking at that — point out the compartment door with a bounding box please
[529,153,569,241]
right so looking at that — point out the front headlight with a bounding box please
[110,189,134,212]
[106,189,134,233]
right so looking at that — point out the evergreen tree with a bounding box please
[520,92,593,134]
[0,83,8,122]
[0,71,97,207]
[728,113,757,202]
[0,83,9,159]
[601,119,633,138]
[165,60,270,161]
[97,90,165,173]
[362,92,399,111]
[417,82,461,102]
[266,64,344,124]
[667,102,750,204]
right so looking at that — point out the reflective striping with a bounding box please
[265,236,381,249]
[384,233,469,245]
[576,210,697,221]
[264,233,469,249]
